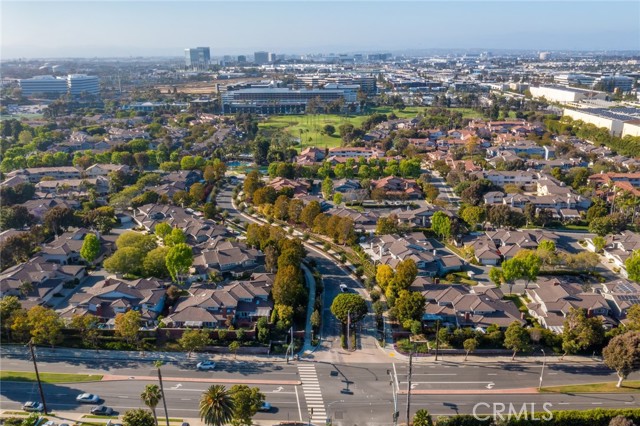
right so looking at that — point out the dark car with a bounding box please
[91,405,114,415]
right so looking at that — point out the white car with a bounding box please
[196,361,216,371]
[76,393,100,403]
[22,401,44,412]
[339,284,348,293]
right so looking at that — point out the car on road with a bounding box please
[196,361,216,371]
[43,421,57,426]
[76,393,100,403]
[91,405,114,415]
[22,402,44,412]
[339,284,348,293]
[258,402,272,412]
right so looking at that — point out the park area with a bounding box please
[258,107,485,151]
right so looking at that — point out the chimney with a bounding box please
[464,312,470,322]
[587,308,593,318]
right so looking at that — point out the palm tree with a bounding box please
[199,385,234,426]
[141,384,162,426]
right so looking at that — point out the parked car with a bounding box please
[258,402,272,412]
[43,421,57,426]
[339,284,348,293]
[76,393,100,403]
[91,405,113,415]
[22,402,44,412]
[196,361,216,371]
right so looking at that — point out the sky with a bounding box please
[1,0,639,58]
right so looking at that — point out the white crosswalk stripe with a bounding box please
[298,364,327,423]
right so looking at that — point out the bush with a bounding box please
[370,290,381,303]
[340,334,346,349]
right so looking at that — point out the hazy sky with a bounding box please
[2,1,639,58]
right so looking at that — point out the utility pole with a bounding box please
[154,361,170,426]
[539,349,547,391]
[346,310,352,351]
[434,320,441,361]
[28,340,47,415]
[405,348,414,426]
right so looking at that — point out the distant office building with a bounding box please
[237,55,247,63]
[67,74,100,96]
[19,75,68,96]
[530,85,607,103]
[598,75,635,92]
[185,47,211,69]
[19,74,100,97]
[367,53,392,61]
[295,74,377,95]
[554,73,597,88]
[539,52,551,60]
[254,51,269,65]
[221,87,357,114]
[563,107,640,137]
[268,52,277,63]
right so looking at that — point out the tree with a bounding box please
[165,243,193,284]
[413,409,434,426]
[460,205,484,229]
[229,384,265,426]
[603,331,640,387]
[69,314,100,349]
[422,183,440,203]
[394,259,418,290]
[0,296,22,339]
[189,183,207,202]
[561,308,605,359]
[287,199,304,223]
[321,176,334,199]
[311,310,321,329]
[272,265,305,308]
[228,341,240,360]
[140,385,162,426]
[431,211,451,240]
[104,246,146,276]
[625,250,640,282]
[503,321,531,360]
[243,171,263,200]
[395,290,426,325]
[123,409,156,426]
[27,306,63,347]
[273,195,289,221]
[155,223,172,240]
[592,236,607,253]
[513,250,541,289]
[179,329,212,356]
[116,231,158,252]
[376,264,394,291]
[43,206,76,235]
[322,124,335,136]
[115,310,141,348]
[333,192,343,205]
[200,385,234,426]
[252,187,277,206]
[165,228,187,247]
[489,267,504,286]
[375,215,400,235]
[626,304,640,331]
[80,233,100,265]
[299,201,321,228]
[143,247,170,278]
[463,338,478,362]
[330,293,368,325]
[589,216,615,237]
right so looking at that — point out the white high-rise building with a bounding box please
[67,74,100,95]
[19,76,68,96]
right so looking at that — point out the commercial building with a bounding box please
[19,74,99,97]
[221,87,357,114]
[19,75,69,96]
[563,107,640,136]
[598,75,635,92]
[530,85,607,103]
[268,52,277,63]
[67,74,100,95]
[184,47,211,69]
[295,74,377,94]
[254,51,269,65]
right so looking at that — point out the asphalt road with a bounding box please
[3,358,639,425]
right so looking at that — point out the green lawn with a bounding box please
[0,371,103,384]
[259,114,367,151]
[503,295,529,313]
[540,381,640,394]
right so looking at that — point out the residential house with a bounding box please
[193,238,264,278]
[371,176,423,199]
[85,164,130,178]
[601,279,640,324]
[6,167,82,183]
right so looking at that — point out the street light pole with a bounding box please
[346,310,351,351]
[387,368,398,426]
[539,349,546,391]
[28,340,48,415]
[405,347,414,426]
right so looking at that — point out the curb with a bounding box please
[101,374,301,386]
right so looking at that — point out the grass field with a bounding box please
[540,381,640,394]
[259,107,486,151]
[0,371,103,383]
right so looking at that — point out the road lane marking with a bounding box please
[295,385,302,422]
